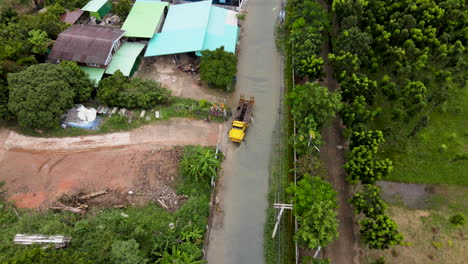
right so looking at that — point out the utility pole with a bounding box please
[271,203,293,238]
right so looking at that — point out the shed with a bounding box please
[121,0,169,38]
[105,42,146,77]
[79,66,106,86]
[49,25,125,66]
[82,0,112,20]
[144,1,239,57]
[60,9,84,24]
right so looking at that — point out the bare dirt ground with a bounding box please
[0,119,222,209]
[135,55,225,103]
[318,9,360,261]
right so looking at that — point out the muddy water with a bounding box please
[207,0,282,263]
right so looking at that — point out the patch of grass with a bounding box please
[236,13,246,20]
[361,184,468,264]
[381,86,468,185]
[16,97,225,138]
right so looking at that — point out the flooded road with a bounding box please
[207,0,282,263]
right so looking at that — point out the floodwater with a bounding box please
[207,0,282,263]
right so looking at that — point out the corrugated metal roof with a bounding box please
[60,9,84,24]
[145,1,212,56]
[79,66,105,86]
[121,1,168,38]
[82,0,109,12]
[49,25,125,65]
[202,6,238,53]
[105,42,146,76]
[144,1,239,57]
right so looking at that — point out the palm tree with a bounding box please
[179,146,221,182]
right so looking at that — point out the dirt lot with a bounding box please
[135,55,225,103]
[362,182,468,264]
[0,119,223,209]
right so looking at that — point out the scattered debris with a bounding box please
[111,107,118,115]
[14,234,71,248]
[140,110,146,118]
[78,189,108,200]
[155,111,160,119]
[62,104,100,130]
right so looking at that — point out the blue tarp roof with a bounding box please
[145,1,239,57]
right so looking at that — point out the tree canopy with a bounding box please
[7,63,92,129]
[200,47,237,90]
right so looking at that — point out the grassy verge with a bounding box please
[381,85,468,185]
[0,146,214,263]
[16,97,226,138]
[361,184,468,264]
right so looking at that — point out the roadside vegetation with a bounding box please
[0,145,218,264]
[199,47,237,91]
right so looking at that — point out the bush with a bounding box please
[200,47,237,90]
[449,213,466,227]
[179,146,221,183]
[97,71,172,109]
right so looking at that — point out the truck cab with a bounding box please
[229,121,248,143]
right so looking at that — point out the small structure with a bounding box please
[145,1,239,57]
[105,42,146,77]
[63,105,100,130]
[14,234,71,248]
[60,9,85,24]
[81,0,112,20]
[49,25,125,68]
[121,0,169,38]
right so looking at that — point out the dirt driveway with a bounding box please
[135,55,225,103]
[0,118,223,209]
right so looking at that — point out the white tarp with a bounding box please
[76,105,97,122]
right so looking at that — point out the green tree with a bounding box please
[110,239,147,264]
[28,29,50,54]
[59,61,94,102]
[97,70,127,106]
[344,145,393,184]
[288,82,342,153]
[287,174,339,249]
[360,215,403,249]
[337,27,373,57]
[341,96,378,128]
[350,130,385,150]
[200,47,237,90]
[401,81,426,109]
[113,0,132,20]
[298,55,324,80]
[179,146,221,183]
[7,63,87,129]
[0,82,11,120]
[118,78,172,108]
[3,247,93,264]
[350,185,387,218]
[341,73,377,104]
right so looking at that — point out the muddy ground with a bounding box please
[0,119,222,209]
[135,55,225,103]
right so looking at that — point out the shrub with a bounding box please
[449,213,466,227]
[200,47,237,90]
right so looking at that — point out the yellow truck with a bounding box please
[229,96,255,143]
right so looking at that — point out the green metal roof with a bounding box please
[82,0,109,12]
[105,42,146,76]
[121,0,169,38]
[79,66,105,87]
[145,1,239,57]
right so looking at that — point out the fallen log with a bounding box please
[78,189,108,200]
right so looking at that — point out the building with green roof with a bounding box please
[79,66,106,87]
[81,0,112,20]
[121,0,169,38]
[105,42,146,77]
[145,1,239,57]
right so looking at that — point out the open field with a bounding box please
[362,182,468,264]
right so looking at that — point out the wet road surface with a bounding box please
[207,0,282,263]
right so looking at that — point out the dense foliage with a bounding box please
[7,63,92,129]
[200,47,237,90]
[288,82,341,154]
[0,146,215,263]
[113,0,132,20]
[179,146,221,183]
[350,184,387,218]
[287,174,339,249]
[359,215,404,249]
[97,70,172,109]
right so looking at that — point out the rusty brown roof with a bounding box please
[60,9,84,24]
[49,25,125,65]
